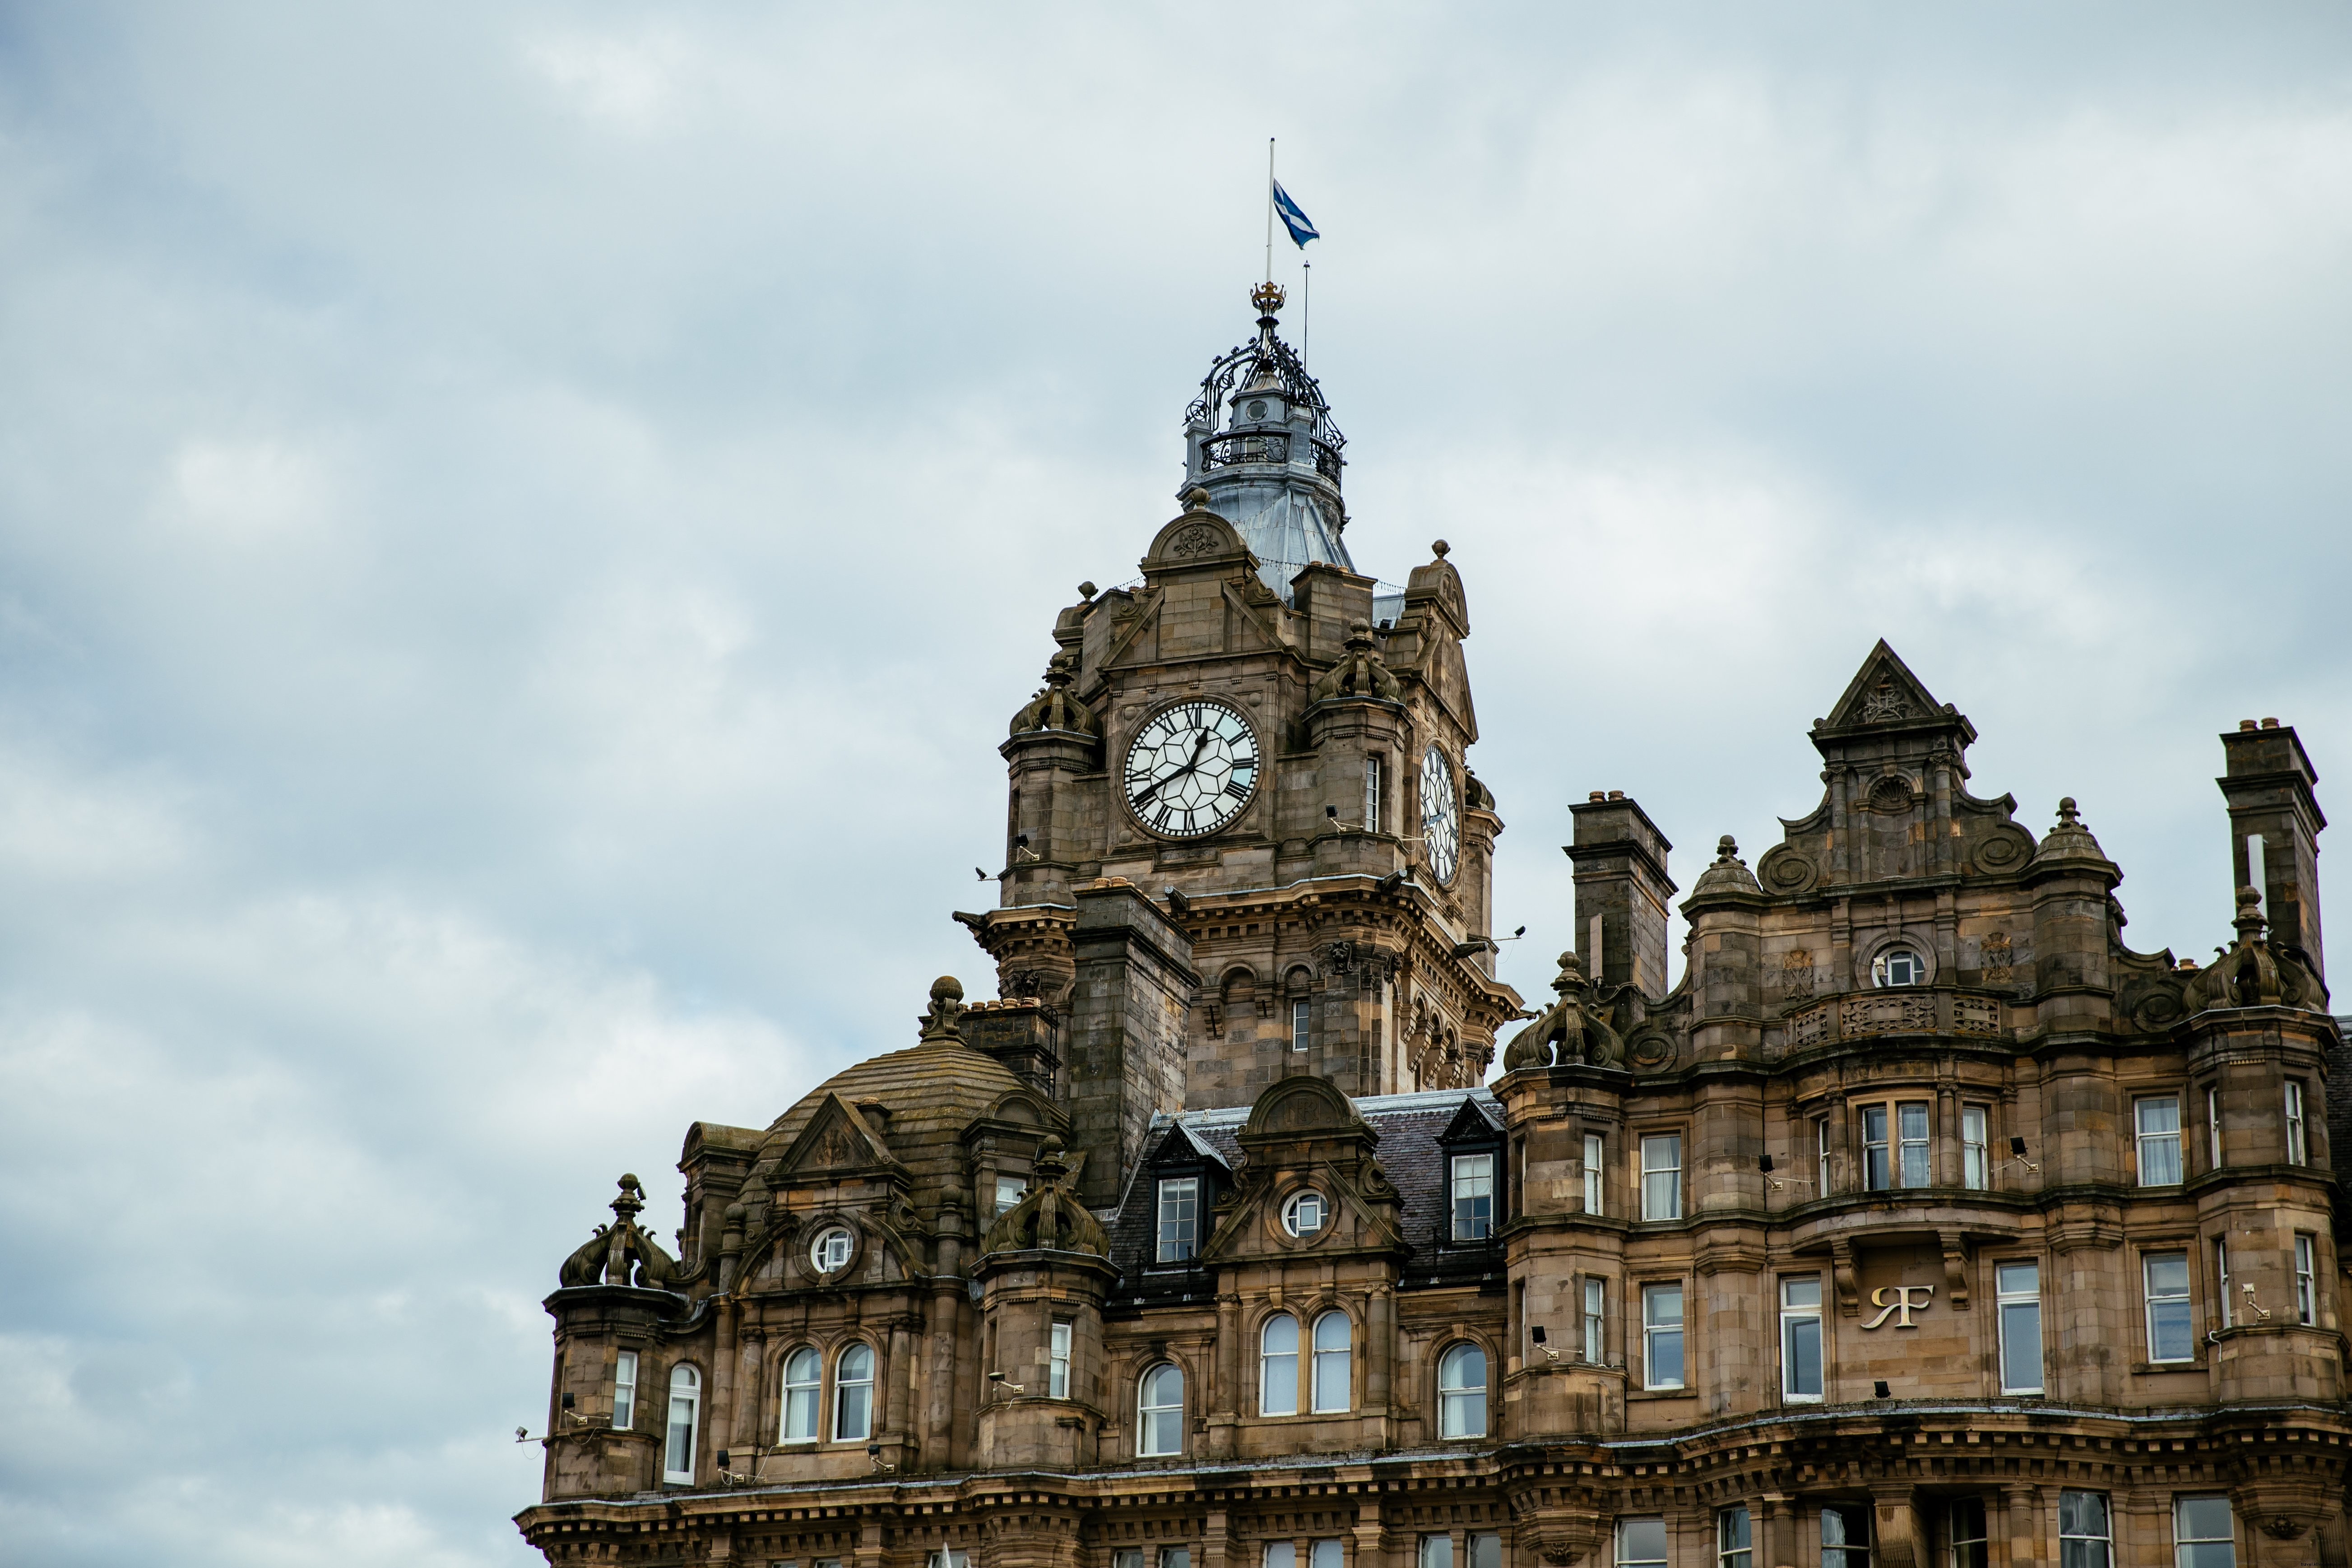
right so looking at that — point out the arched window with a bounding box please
[833,1343,874,1441]
[780,1346,821,1442]
[1438,1342,1488,1438]
[1259,1313,1299,1415]
[1311,1311,1352,1413]
[1137,1363,1184,1457]
[663,1364,700,1483]
[1873,947,1925,988]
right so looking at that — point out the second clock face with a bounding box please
[1124,699,1260,839]
[1420,743,1461,884]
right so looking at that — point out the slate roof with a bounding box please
[1102,1089,1506,1313]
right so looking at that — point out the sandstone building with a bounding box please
[515,288,2345,1568]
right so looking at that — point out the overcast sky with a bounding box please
[2,4,2348,1563]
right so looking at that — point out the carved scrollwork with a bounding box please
[1971,825,2034,875]
[1757,844,1818,896]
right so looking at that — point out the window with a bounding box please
[1311,1310,1352,1412]
[1874,947,1924,987]
[663,1364,699,1483]
[1421,1538,1455,1568]
[1452,1154,1494,1239]
[1951,1501,1988,1568]
[812,1226,854,1272]
[1049,1321,1072,1398]
[612,1349,637,1430]
[1315,1542,1346,1568]
[833,1343,874,1440]
[2176,1499,2236,1568]
[1260,1313,1299,1415]
[1962,1106,1989,1189]
[1863,1106,1891,1190]
[994,1177,1027,1215]
[1157,1177,1199,1262]
[1268,1548,1296,1568]
[1283,1190,1327,1236]
[1163,1550,1191,1568]
[2137,1096,2183,1185]
[2144,1253,2193,1362]
[1780,1276,1823,1400]
[1817,1117,1832,1194]
[1822,1506,1872,1568]
[1116,1555,1145,1568]
[1720,1508,1753,1568]
[1471,1538,1500,1568]
[1617,1520,1667,1568]
[1997,1261,2043,1393]
[1641,1134,1682,1220]
[1583,1133,1605,1215]
[1438,1342,1487,1437]
[2208,1087,2223,1169]
[780,1345,820,1441]
[928,1554,969,1568]
[2286,1081,2307,1165]
[2216,1239,2232,1329]
[1364,756,1383,832]
[2060,1494,2111,1568]
[1642,1283,1684,1389]
[1137,1363,1183,1456]
[2296,1235,2317,1325]
[1898,1102,1930,1186]
[1583,1276,1606,1362]
[1292,998,1311,1052]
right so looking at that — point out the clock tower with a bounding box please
[958,284,1521,1206]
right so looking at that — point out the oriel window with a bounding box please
[2174,1498,2236,1568]
[2060,1493,2111,1568]
[1156,1177,1198,1262]
[1950,1501,1989,1568]
[1452,1153,1495,1240]
[1720,1508,1753,1568]
[2136,1095,2183,1185]
[1780,1276,1823,1401]
[1640,1134,1682,1220]
[1996,1260,2043,1394]
[1822,1506,1872,1568]
[2144,1252,2194,1363]
[1642,1283,1684,1389]
[1962,1105,1989,1190]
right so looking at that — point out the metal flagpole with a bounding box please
[1303,260,1311,357]
[1265,138,1276,285]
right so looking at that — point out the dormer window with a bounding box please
[1874,947,1925,987]
[1451,1154,1494,1240]
[1156,1177,1199,1261]
[1282,1191,1326,1236]
[811,1227,853,1272]
[994,1176,1027,1216]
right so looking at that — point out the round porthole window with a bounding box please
[1873,947,1926,988]
[1248,399,1267,419]
[811,1226,854,1272]
[1281,1191,1326,1237]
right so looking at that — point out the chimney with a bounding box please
[2218,720,2326,979]
[1566,792,1676,998]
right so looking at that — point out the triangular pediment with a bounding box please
[775,1092,904,1179]
[1824,640,1946,730]
[1436,1095,1503,1146]
[1145,1122,1231,1175]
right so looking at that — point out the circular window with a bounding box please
[811,1226,854,1273]
[1873,947,1926,988]
[1282,1191,1326,1237]
[1248,399,1267,419]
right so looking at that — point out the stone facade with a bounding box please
[515,291,2347,1568]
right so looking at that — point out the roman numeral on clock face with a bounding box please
[1124,697,1260,839]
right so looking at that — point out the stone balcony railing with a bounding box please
[1781,986,2012,1049]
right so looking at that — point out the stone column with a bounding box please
[1368,1285,1395,1411]
[2002,1486,2042,1568]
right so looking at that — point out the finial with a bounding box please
[1552,951,1588,994]
[1716,835,1739,861]
[2233,885,2268,942]
[1431,539,1450,558]
[1183,486,1212,512]
[919,975,968,1043]
[612,1174,646,1223]
[1077,581,1096,600]
[1250,280,1285,318]
[2056,796,2079,825]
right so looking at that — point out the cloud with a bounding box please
[1,3,2348,1563]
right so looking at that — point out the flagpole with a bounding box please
[1303,260,1311,357]
[1265,138,1276,287]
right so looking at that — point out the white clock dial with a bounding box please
[1420,744,1461,884]
[1123,699,1260,839]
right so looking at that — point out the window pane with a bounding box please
[1618,1520,1668,1567]
[1313,1543,1345,1568]
[1158,1178,1198,1261]
[1453,1154,1494,1240]
[1267,1546,1298,1568]
[1864,1105,1891,1190]
[2000,1300,2043,1392]
[1584,1134,1605,1214]
[1422,1538,1455,1568]
[1784,1312,1822,1397]
[1721,1508,1751,1551]
[1471,1537,1502,1568]
[2178,1499,2233,1540]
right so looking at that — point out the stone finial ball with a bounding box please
[1184,487,1212,510]
[931,975,964,1001]
[1718,835,1739,858]
[1077,581,1096,598]
[1431,539,1451,558]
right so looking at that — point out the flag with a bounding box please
[1272,181,1319,248]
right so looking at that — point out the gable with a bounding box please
[773,1092,905,1182]
[1823,640,1948,730]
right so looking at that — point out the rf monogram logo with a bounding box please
[1861,1285,1936,1330]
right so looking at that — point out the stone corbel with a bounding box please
[1832,1237,1860,1317]
[1941,1229,1971,1311]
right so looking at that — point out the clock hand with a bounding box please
[1131,732,1213,807]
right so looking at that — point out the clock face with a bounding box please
[1420,744,1461,884]
[1124,699,1260,839]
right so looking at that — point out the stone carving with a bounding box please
[1867,775,1913,813]
[1848,993,1935,1035]
[1953,996,2001,1036]
[1008,651,1099,737]
[1780,949,1814,999]
[1170,524,1221,557]
[1501,952,1625,1072]
[2182,887,2331,1013]
[557,1174,682,1290]
[1312,620,1401,703]
[1860,678,1911,722]
[1758,844,1818,895]
[1979,932,2013,983]
[1789,1000,1835,1048]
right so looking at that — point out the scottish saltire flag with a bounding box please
[1272,181,1319,248]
